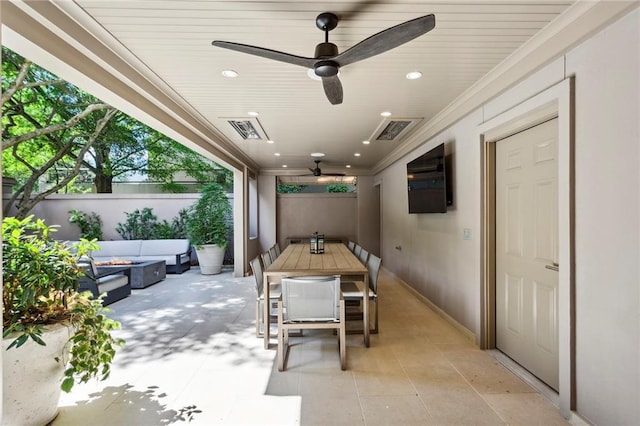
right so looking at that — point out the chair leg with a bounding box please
[256,299,263,338]
[339,299,346,370]
[371,298,379,334]
[277,301,285,371]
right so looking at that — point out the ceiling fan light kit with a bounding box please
[212,13,436,105]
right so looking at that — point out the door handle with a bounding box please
[545,262,559,272]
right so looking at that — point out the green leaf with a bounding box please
[61,377,75,393]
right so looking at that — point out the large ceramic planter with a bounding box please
[3,322,72,426]
[194,244,225,274]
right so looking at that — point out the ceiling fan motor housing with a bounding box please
[314,60,339,77]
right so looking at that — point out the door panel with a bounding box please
[496,118,559,391]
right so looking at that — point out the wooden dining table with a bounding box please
[263,243,370,349]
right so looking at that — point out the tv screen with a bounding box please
[406,143,452,213]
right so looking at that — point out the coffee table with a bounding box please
[97,260,166,289]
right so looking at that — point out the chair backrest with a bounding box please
[249,256,264,296]
[367,254,382,293]
[78,257,99,279]
[358,248,369,264]
[269,245,278,262]
[347,241,356,252]
[261,251,272,269]
[281,275,341,321]
[353,245,362,258]
[274,243,281,257]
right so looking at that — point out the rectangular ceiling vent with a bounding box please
[370,117,422,142]
[224,117,268,141]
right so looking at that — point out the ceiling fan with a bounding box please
[308,160,345,177]
[212,12,436,105]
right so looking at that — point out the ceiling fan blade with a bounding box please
[212,41,316,69]
[322,75,343,105]
[334,14,435,67]
[321,173,346,177]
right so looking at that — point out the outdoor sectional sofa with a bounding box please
[91,239,192,274]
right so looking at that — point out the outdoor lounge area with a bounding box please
[54,267,566,425]
[2,2,639,424]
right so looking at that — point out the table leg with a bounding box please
[363,273,370,347]
[263,271,270,349]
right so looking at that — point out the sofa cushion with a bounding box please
[97,274,129,293]
[139,239,190,256]
[136,255,187,266]
[95,240,142,258]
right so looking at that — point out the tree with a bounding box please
[2,48,117,218]
[2,47,231,218]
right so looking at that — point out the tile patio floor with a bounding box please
[53,267,569,425]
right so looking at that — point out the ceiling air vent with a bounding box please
[224,117,268,141]
[370,117,422,142]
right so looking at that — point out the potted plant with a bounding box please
[185,182,232,274]
[2,215,124,426]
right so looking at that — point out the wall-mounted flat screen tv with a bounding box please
[406,142,452,213]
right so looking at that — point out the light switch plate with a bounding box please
[463,228,472,240]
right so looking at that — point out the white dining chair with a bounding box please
[358,248,369,264]
[341,254,382,334]
[261,251,272,269]
[269,245,278,262]
[249,256,281,337]
[347,241,356,252]
[277,275,346,371]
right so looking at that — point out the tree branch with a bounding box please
[1,57,32,104]
[9,107,118,218]
[2,103,112,150]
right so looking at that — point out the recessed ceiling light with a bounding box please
[266,140,275,144]
[282,164,288,168]
[354,153,361,157]
[310,152,325,157]
[247,111,259,116]
[346,164,352,168]
[274,153,281,156]
[406,71,422,80]
[362,140,370,145]
[221,69,238,78]
[380,111,392,117]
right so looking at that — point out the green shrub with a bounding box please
[185,183,232,248]
[68,209,103,240]
[117,207,190,240]
[277,184,306,193]
[116,207,158,240]
[327,184,349,193]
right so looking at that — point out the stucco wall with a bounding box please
[566,9,639,425]
[3,193,231,242]
[257,175,277,255]
[276,193,357,248]
[356,176,381,257]
[376,8,639,424]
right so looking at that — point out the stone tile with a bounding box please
[359,395,436,425]
[445,349,535,395]
[483,393,569,425]
[52,268,564,426]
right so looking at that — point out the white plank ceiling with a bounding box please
[14,1,578,175]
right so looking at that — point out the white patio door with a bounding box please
[495,118,559,391]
